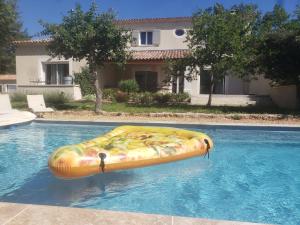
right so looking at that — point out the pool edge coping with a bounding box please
[0,120,34,129]
[33,118,300,131]
[0,202,271,225]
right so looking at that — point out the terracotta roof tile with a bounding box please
[131,49,190,61]
[13,39,51,46]
[0,75,16,81]
[116,17,192,25]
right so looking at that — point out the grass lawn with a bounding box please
[11,99,299,115]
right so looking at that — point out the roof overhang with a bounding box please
[116,17,192,26]
[129,49,190,62]
[0,75,16,81]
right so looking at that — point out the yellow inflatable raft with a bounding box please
[48,126,213,179]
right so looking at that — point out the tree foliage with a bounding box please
[74,67,95,96]
[0,0,27,73]
[41,3,131,112]
[259,4,289,34]
[172,3,259,106]
[256,4,300,86]
[258,31,300,86]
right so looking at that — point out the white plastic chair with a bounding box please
[27,95,54,113]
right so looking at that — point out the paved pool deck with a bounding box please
[0,111,36,128]
[0,202,269,225]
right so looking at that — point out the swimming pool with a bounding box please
[0,122,299,225]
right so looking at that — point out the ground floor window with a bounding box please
[135,71,158,92]
[46,64,69,85]
[7,84,16,92]
[200,70,224,94]
[0,84,16,93]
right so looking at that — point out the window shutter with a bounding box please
[131,31,139,47]
[153,30,160,46]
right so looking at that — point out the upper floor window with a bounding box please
[131,30,160,47]
[175,29,185,37]
[140,31,153,45]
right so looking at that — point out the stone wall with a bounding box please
[191,94,273,106]
[270,85,299,109]
[17,85,82,100]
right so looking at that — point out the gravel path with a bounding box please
[40,110,300,126]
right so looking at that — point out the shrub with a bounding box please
[10,92,26,102]
[171,92,191,104]
[103,88,117,101]
[154,93,172,104]
[83,94,96,101]
[129,92,140,103]
[231,114,242,120]
[115,91,129,103]
[118,79,139,94]
[74,67,95,96]
[44,92,70,106]
[139,92,154,105]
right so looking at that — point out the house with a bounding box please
[0,74,16,93]
[14,17,273,105]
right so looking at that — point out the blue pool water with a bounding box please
[0,123,299,224]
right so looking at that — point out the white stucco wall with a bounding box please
[16,45,87,86]
[124,21,191,51]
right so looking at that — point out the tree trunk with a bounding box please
[297,83,300,109]
[207,73,214,107]
[94,70,102,113]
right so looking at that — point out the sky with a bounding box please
[18,0,300,37]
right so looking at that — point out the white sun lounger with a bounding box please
[0,93,14,113]
[0,94,36,127]
[27,95,54,113]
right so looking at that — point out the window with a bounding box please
[200,69,224,94]
[175,29,185,37]
[46,64,69,85]
[135,71,158,92]
[7,84,16,93]
[140,31,153,45]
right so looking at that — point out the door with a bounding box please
[135,71,158,92]
[200,70,224,94]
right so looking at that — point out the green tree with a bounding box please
[255,5,300,106]
[184,3,259,106]
[259,4,289,34]
[258,31,300,86]
[41,3,131,112]
[0,0,27,73]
